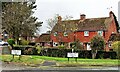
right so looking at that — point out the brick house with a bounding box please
[51,11,119,51]
[39,33,52,47]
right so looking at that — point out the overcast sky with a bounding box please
[33,0,120,35]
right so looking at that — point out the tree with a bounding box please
[70,39,83,50]
[111,41,120,59]
[46,14,73,31]
[109,34,120,41]
[46,14,59,30]
[2,2,42,43]
[90,35,105,59]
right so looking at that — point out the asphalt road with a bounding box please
[1,61,120,72]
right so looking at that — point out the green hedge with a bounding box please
[41,48,117,59]
[13,45,37,55]
[96,51,117,59]
[12,46,117,59]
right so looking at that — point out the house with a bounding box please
[51,11,119,51]
[39,33,52,47]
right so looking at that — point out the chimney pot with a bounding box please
[109,11,113,17]
[58,16,62,22]
[80,14,86,20]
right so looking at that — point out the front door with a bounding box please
[87,43,91,50]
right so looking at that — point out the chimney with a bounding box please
[58,16,62,22]
[109,11,113,18]
[80,14,86,20]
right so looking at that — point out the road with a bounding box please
[1,61,119,72]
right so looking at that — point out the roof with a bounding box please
[39,34,51,42]
[51,17,113,33]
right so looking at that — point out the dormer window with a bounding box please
[54,32,57,36]
[84,31,89,36]
[64,32,68,36]
[98,31,103,36]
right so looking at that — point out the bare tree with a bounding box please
[46,14,73,31]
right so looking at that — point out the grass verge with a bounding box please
[0,55,119,67]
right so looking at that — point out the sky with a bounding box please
[33,0,120,35]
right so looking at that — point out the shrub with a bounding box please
[58,44,65,48]
[7,38,15,47]
[13,45,37,55]
[111,41,120,59]
[20,39,29,45]
[96,51,117,59]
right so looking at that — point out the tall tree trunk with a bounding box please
[92,50,97,59]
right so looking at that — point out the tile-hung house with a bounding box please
[51,11,119,51]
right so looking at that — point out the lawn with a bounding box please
[0,55,119,67]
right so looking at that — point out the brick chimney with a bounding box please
[58,16,62,23]
[80,14,86,20]
[109,11,113,18]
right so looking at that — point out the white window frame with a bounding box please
[98,31,103,36]
[54,32,57,36]
[64,32,68,36]
[84,31,89,36]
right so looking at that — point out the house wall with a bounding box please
[51,32,75,43]
[75,31,97,43]
[104,19,117,51]
[51,18,117,51]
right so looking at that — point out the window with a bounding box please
[98,31,103,36]
[64,32,68,36]
[84,31,89,36]
[54,32,57,36]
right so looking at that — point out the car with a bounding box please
[0,39,9,46]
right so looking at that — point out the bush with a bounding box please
[20,39,29,45]
[13,45,37,55]
[28,42,36,46]
[58,44,65,48]
[96,51,117,59]
[7,38,15,47]
[111,41,120,59]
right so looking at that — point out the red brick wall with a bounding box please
[104,19,117,51]
[75,31,97,43]
[51,32,74,42]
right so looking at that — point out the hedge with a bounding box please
[40,48,117,59]
[12,46,117,59]
[13,45,37,55]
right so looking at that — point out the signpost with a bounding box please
[67,49,78,62]
[67,53,78,62]
[11,50,21,60]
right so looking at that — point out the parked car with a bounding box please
[0,39,11,54]
[0,39,9,46]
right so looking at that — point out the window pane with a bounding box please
[84,31,89,36]
[98,31,103,36]
[54,32,57,36]
[64,32,68,36]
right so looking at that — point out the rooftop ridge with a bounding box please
[62,17,109,22]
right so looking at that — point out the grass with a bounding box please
[0,55,44,66]
[0,55,119,67]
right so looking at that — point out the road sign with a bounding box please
[67,53,78,57]
[11,50,21,55]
